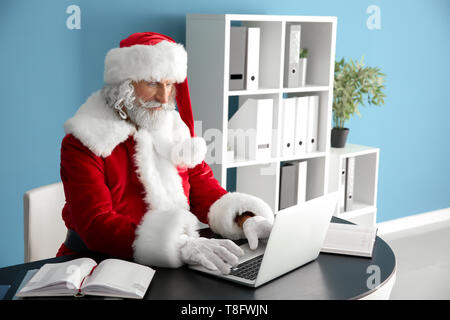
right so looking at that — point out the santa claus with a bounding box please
[57,32,274,274]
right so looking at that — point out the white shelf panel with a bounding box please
[227,85,330,96]
[227,88,280,96]
[226,157,277,168]
[282,85,330,93]
[331,144,379,158]
[278,151,327,162]
[226,151,326,168]
[187,14,337,24]
[338,203,375,219]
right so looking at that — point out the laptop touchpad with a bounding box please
[239,240,267,262]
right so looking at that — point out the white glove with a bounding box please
[243,216,273,250]
[179,235,244,274]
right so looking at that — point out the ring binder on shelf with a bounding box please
[340,158,347,213]
[285,24,302,88]
[245,27,260,90]
[229,26,247,90]
[280,97,296,157]
[294,96,309,155]
[345,156,355,212]
[306,95,319,153]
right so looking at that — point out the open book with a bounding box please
[321,223,378,258]
[16,258,155,299]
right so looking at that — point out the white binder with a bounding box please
[280,98,296,157]
[295,160,308,204]
[228,98,273,161]
[294,96,309,155]
[245,27,260,90]
[285,24,301,88]
[306,95,319,153]
[340,159,347,213]
[229,27,247,90]
[345,157,355,212]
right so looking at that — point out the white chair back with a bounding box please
[23,182,67,262]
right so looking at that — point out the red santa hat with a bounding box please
[104,32,195,137]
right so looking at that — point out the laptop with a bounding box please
[189,191,339,287]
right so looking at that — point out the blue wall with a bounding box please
[1,0,449,267]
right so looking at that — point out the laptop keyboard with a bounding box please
[230,255,264,280]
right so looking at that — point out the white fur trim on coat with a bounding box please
[104,41,187,85]
[64,91,136,157]
[208,192,274,240]
[171,137,207,168]
[133,129,190,211]
[133,208,199,268]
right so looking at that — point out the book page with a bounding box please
[82,259,155,299]
[17,258,97,295]
[322,223,377,256]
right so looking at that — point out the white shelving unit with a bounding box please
[328,144,380,226]
[186,14,337,214]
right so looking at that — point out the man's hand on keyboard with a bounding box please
[242,216,273,250]
[179,236,244,274]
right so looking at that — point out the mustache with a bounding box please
[137,98,175,111]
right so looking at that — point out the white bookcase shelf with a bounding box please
[282,85,331,93]
[227,151,327,169]
[227,88,280,96]
[328,144,380,226]
[186,14,337,214]
[227,85,330,96]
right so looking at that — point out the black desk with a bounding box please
[0,217,396,300]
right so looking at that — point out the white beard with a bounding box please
[127,99,176,131]
[101,80,177,132]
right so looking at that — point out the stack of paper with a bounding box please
[321,223,377,258]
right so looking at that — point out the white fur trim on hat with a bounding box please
[104,41,187,85]
[133,208,199,268]
[207,192,274,240]
[171,137,207,168]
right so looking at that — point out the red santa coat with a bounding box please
[57,91,273,268]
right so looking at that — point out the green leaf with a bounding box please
[333,56,387,125]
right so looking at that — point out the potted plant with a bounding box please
[332,57,387,148]
[298,48,308,86]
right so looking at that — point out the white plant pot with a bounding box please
[227,149,235,162]
[299,58,307,86]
